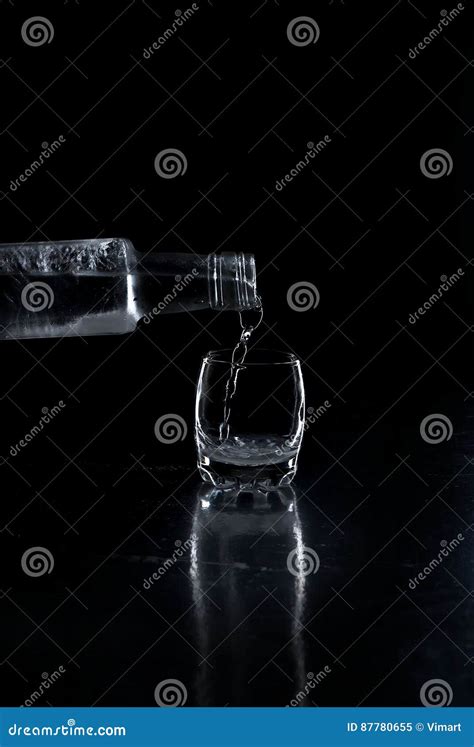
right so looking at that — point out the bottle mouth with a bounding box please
[208,252,258,310]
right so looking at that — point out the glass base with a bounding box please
[197,454,297,490]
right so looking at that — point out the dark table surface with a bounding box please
[3,396,473,708]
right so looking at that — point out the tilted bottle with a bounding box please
[0,238,258,340]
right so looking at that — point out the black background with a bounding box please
[1,0,473,709]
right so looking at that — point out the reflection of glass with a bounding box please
[195,350,305,489]
[189,484,308,705]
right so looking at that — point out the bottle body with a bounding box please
[0,238,258,340]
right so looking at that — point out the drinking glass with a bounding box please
[195,349,305,489]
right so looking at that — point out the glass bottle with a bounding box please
[0,238,258,340]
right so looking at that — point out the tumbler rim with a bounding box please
[203,348,300,367]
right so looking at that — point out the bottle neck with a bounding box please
[133,252,258,317]
[206,253,257,310]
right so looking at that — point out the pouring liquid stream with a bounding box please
[218,298,263,442]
